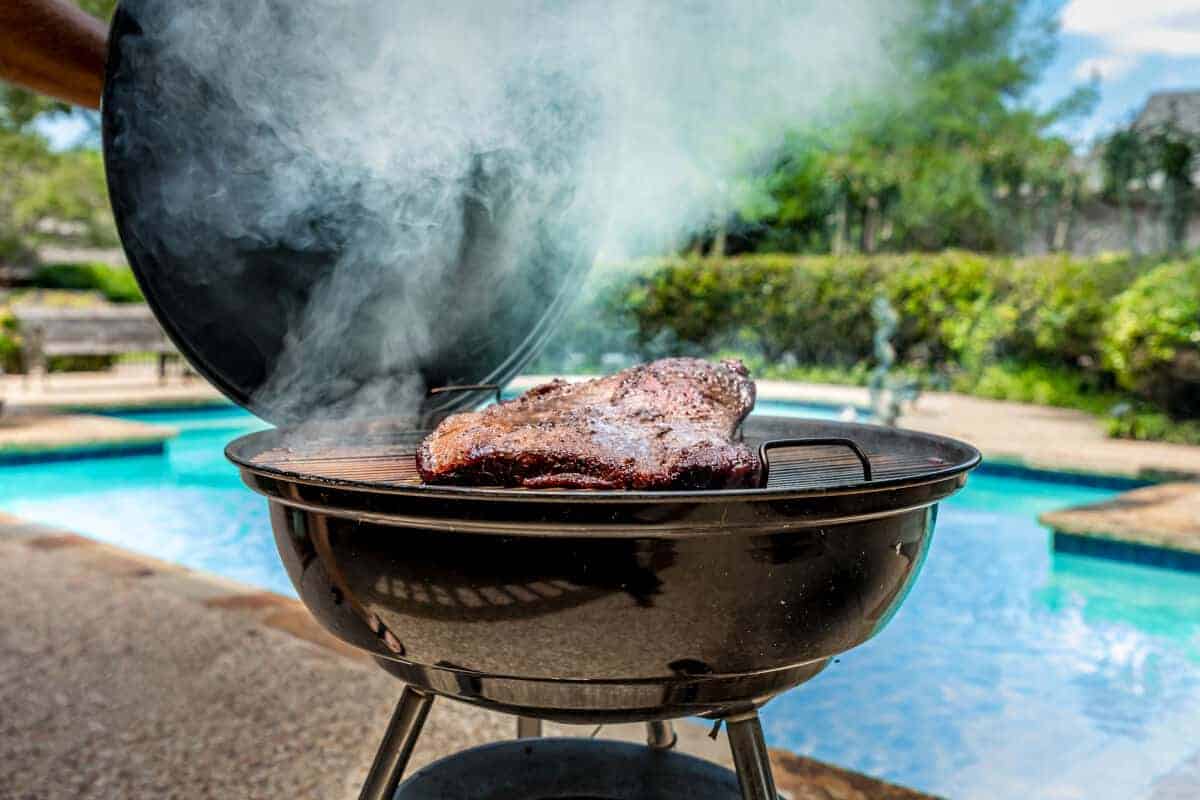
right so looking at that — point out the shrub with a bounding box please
[1102,259,1200,417]
[882,251,1002,369]
[0,308,20,374]
[45,355,118,371]
[1002,253,1142,365]
[0,233,35,264]
[532,251,1193,432]
[1107,410,1200,446]
[544,252,1148,377]
[957,361,1122,415]
[622,255,884,366]
[32,262,144,304]
[46,355,119,372]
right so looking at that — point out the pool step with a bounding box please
[1041,482,1200,573]
[0,412,176,463]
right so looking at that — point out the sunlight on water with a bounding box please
[0,407,291,594]
[763,476,1200,799]
[1,404,1197,798]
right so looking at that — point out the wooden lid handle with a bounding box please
[0,0,107,110]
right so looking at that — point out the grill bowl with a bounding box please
[227,415,978,722]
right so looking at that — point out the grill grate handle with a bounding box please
[759,437,874,485]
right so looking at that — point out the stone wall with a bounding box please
[1056,200,1200,257]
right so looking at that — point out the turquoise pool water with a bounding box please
[1,404,1197,799]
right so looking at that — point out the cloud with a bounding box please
[1062,1,1200,62]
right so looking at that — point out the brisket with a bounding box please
[416,358,759,489]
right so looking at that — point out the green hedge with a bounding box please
[0,308,19,374]
[31,262,144,304]
[1107,410,1200,446]
[1102,260,1200,417]
[536,252,1198,419]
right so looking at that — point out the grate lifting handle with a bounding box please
[428,383,502,405]
[759,437,874,485]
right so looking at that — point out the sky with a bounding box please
[1032,0,1200,146]
[36,0,1200,152]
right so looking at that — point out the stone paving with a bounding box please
[0,412,175,459]
[1040,482,1200,556]
[897,392,1200,482]
[0,515,934,800]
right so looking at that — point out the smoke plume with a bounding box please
[107,0,908,423]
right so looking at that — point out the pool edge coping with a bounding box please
[0,411,181,465]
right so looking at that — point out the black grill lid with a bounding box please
[100,3,595,425]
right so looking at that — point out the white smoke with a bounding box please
[109,0,909,423]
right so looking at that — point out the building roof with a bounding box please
[1133,90,1200,134]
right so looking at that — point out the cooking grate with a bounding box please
[249,438,951,492]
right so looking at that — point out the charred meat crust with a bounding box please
[416,358,760,489]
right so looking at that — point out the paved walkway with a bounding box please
[2,363,225,414]
[897,392,1200,482]
[0,515,932,800]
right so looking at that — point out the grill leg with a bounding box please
[725,711,778,800]
[516,716,542,738]
[646,720,677,750]
[358,687,434,800]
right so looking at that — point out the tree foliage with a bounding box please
[0,1,118,262]
[1102,259,1200,414]
[1101,119,1199,256]
[736,0,1097,255]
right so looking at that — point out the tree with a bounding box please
[1146,123,1197,256]
[741,0,1096,255]
[15,148,116,246]
[1102,129,1148,257]
[0,131,53,260]
[0,0,118,264]
[1102,115,1199,259]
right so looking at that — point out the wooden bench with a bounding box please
[13,304,181,384]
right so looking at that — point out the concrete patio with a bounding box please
[0,514,935,800]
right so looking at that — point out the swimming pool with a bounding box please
[1,404,1197,799]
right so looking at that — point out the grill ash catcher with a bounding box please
[100,3,981,798]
